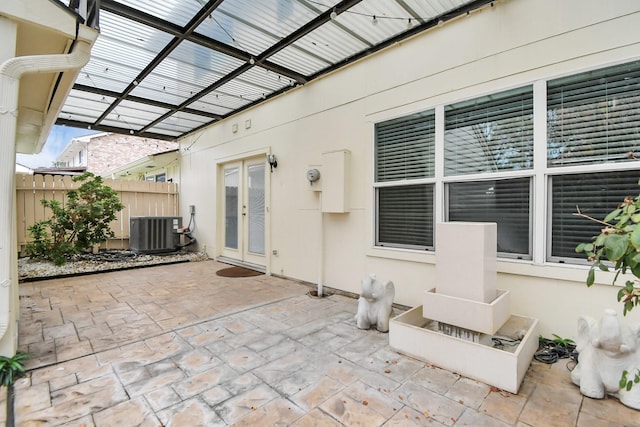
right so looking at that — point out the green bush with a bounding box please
[25,173,124,265]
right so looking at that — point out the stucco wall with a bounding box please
[178,0,640,339]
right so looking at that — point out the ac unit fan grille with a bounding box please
[130,216,181,253]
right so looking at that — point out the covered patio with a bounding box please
[2,260,636,426]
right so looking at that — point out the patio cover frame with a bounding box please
[55,0,493,141]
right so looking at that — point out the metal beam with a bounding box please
[55,118,180,141]
[140,62,252,133]
[72,84,222,119]
[308,0,493,81]
[95,0,226,126]
[257,0,363,60]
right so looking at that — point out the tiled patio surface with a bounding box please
[3,259,638,426]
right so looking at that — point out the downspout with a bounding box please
[318,193,324,297]
[0,40,92,353]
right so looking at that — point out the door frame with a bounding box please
[217,149,272,273]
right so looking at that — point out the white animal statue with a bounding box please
[570,309,640,410]
[355,274,395,333]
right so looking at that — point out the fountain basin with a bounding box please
[422,288,511,335]
[389,305,539,393]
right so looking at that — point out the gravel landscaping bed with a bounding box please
[18,250,209,281]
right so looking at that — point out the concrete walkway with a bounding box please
[2,259,637,426]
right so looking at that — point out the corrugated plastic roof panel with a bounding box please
[57,0,492,140]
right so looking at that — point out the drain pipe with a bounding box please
[0,40,93,354]
[318,193,324,297]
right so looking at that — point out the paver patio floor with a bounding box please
[3,259,638,426]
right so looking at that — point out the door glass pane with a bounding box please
[247,164,265,255]
[224,168,239,249]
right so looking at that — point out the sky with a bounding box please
[16,125,98,169]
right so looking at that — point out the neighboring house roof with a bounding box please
[103,149,180,179]
[55,132,107,164]
[15,163,32,174]
[32,166,86,176]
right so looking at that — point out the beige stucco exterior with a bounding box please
[1,0,98,356]
[176,0,640,340]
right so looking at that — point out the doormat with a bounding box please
[215,266,264,278]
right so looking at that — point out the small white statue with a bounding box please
[571,309,640,410]
[355,274,395,333]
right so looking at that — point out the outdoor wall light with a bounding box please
[268,154,278,172]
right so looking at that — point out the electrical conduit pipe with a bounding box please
[0,40,92,355]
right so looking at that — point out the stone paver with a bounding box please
[6,259,639,426]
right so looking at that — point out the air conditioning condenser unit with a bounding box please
[130,216,181,253]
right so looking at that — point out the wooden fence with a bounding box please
[15,174,179,254]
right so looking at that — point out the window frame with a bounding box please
[371,59,640,266]
[373,109,437,251]
[374,180,436,251]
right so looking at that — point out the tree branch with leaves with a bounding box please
[575,194,640,316]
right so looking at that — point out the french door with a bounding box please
[221,157,266,267]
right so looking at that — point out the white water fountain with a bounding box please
[389,222,539,393]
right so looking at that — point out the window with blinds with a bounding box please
[445,86,534,176]
[550,171,640,260]
[372,60,640,263]
[547,61,640,167]
[374,109,435,249]
[375,110,435,182]
[447,178,531,257]
[376,184,434,249]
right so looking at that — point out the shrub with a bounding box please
[25,173,124,265]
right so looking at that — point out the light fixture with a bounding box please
[407,18,413,29]
[372,15,378,25]
[249,57,255,65]
[267,154,278,172]
[330,9,337,20]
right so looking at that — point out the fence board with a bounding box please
[15,174,179,254]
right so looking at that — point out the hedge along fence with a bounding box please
[15,174,179,254]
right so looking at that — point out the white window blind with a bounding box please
[550,171,640,260]
[375,110,435,182]
[376,184,434,249]
[445,86,534,176]
[547,61,640,167]
[447,178,531,257]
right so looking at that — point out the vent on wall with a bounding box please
[130,217,181,253]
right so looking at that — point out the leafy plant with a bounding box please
[575,188,640,315]
[551,333,576,348]
[25,173,124,265]
[620,369,640,391]
[0,352,29,388]
[535,334,576,364]
[575,186,640,391]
